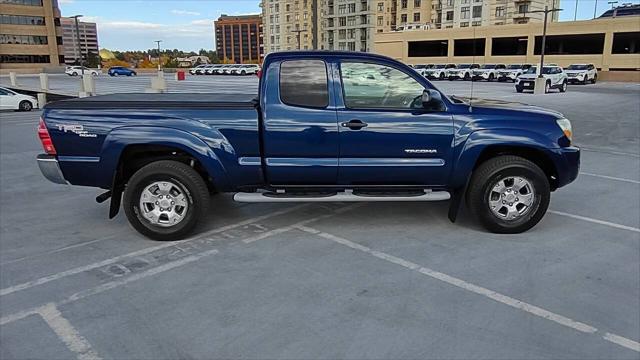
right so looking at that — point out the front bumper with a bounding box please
[551,146,581,188]
[37,154,68,185]
[516,79,536,90]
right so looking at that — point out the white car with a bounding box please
[472,64,507,82]
[497,64,533,83]
[65,66,100,76]
[222,65,242,75]
[0,87,38,111]
[447,64,480,81]
[231,64,260,75]
[424,64,456,80]
[190,64,207,75]
[412,64,432,77]
[565,64,598,84]
[203,65,221,75]
[516,65,568,93]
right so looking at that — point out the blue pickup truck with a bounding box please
[37,51,579,240]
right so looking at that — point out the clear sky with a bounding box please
[58,0,638,52]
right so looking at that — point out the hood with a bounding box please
[518,73,539,80]
[451,97,564,118]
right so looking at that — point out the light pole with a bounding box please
[69,15,84,76]
[573,0,579,21]
[530,6,562,79]
[593,0,598,18]
[154,40,162,71]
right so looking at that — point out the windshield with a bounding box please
[481,64,496,69]
[525,67,554,75]
[507,65,521,69]
[567,65,588,70]
[414,65,427,69]
[433,65,446,69]
[457,64,472,69]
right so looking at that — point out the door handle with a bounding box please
[341,119,368,130]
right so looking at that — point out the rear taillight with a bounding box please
[38,118,56,155]
[256,69,262,78]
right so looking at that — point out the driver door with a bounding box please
[336,61,454,186]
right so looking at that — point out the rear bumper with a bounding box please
[551,146,581,188]
[37,154,68,185]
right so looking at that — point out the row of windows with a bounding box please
[0,34,47,45]
[0,14,45,25]
[399,0,422,9]
[280,60,433,111]
[0,54,50,63]
[408,32,639,57]
[0,0,43,6]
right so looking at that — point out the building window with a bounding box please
[339,17,346,26]
[460,22,469,27]
[286,4,290,11]
[0,54,50,63]
[378,2,384,11]
[460,6,470,19]
[447,0,454,5]
[401,0,407,8]
[413,13,420,21]
[472,5,482,18]
[0,34,48,45]
[0,14,45,25]
[461,0,469,3]
[534,33,605,55]
[408,40,448,57]
[401,14,407,23]
[492,36,527,55]
[348,3,355,12]
[1,0,43,5]
[446,11,454,21]
[612,32,640,54]
[472,20,481,26]
[275,4,279,11]
[454,38,485,56]
[414,0,421,7]
[518,4,528,14]
[377,16,383,26]
[348,16,356,26]
[495,6,505,17]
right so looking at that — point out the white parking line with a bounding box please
[549,210,640,233]
[580,172,640,185]
[296,225,640,353]
[38,303,102,360]
[0,204,308,297]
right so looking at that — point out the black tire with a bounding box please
[591,75,597,84]
[464,73,470,81]
[18,100,33,111]
[123,160,210,241]
[545,81,550,93]
[439,73,445,80]
[515,86,523,93]
[559,80,568,93]
[488,73,495,82]
[467,155,550,234]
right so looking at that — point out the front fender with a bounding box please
[449,128,559,188]
[98,126,232,190]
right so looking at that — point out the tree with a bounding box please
[85,51,101,68]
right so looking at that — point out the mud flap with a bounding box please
[447,176,471,223]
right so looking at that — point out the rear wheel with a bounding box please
[123,160,210,240]
[439,73,445,80]
[467,156,550,234]
[591,75,597,84]
[464,73,470,81]
[488,73,495,82]
[18,100,33,111]
[545,81,550,93]
[559,80,568,93]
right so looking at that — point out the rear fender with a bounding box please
[99,126,233,191]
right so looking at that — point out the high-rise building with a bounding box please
[61,17,98,65]
[0,0,65,72]
[430,0,560,29]
[320,0,376,51]
[214,14,264,63]
[262,0,319,53]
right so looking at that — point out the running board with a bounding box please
[233,190,450,203]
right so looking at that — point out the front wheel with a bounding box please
[467,156,550,234]
[591,75,597,84]
[18,100,33,111]
[488,74,495,82]
[123,160,210,240]
[559,80,568,93]
[515,86,523,93]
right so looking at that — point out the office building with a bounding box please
[430,0,560,29]
[0,0,65,73]
[61,17,98,65]
[215,14,264,63]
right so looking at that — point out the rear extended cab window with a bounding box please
[279,59,329,108]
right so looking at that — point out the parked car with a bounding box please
[472,64,507,82]
[498,64,533,82]
[0,86,37,111]
[231,64,261,75]
[203,64,222,75]
[565,64,598,84]
[108,67,137,77]
[516,66,568,93]
[211,64,232,75]
[425,64,456,80]
[189,64,207,75]
[37,51,579,240]
[412,64,433,77]
[447,64,480,81]
[223,64,242,75]
[65,66,100,76]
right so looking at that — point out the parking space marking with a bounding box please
[296,225,640,353]
[0,204,308,297]
[580,172,640,185]
[549,210,640,233]
[38,303,102,360]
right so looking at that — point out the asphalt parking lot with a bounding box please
[1,78,639,359]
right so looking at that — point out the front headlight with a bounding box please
[556,118,572,143]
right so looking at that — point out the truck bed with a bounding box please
[44,93,258,110]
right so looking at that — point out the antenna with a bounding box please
[469,25,476,113]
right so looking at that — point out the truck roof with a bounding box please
[264,50,398,63]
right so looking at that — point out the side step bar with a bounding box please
[233,190,451,203]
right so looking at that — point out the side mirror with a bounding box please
[422,89,442,108]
